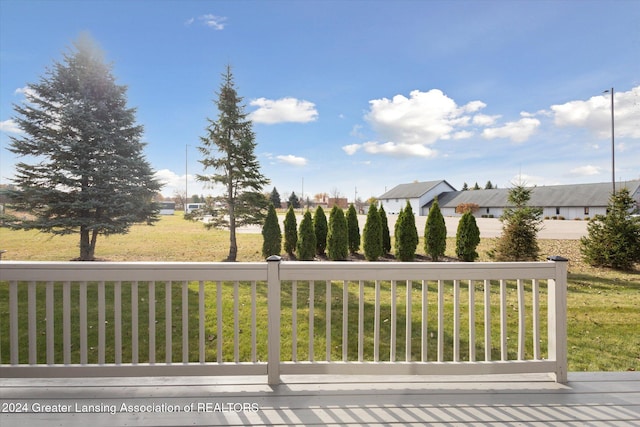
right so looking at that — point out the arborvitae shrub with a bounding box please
[455,211,480,262]
[261,203,281,258]
[379,205,391,255]
[296,210,317,261]
[363,203,382,261]
[283,205,298,256]
[394,201,418,261]
[327,206,348,260]
[313,206,328,256]
[346,204,360,255]
[424,197,446,261]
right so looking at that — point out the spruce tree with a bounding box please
[313,206,328,256]
[379,205,391,255]
[261,203,281,258]
[492,183,543,261]
[4,34,160,261]
[346,203,360,255]
[283,205,298,257]
[456,211,480,262]
[363,204,382,261]
[269,187,281,208]
[328,206,348,260]
[580,188,640,270]
[424,197,447,261]
[296,210,317,261]
[197,65,269,261]
[395,201,418,261]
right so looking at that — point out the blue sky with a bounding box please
[1,0,639,202]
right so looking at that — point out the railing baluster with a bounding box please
[251,281,257,363]
[309,280,315,362]
[406,280,412,362]
[198,281,205,363]
[517,279,525,360]
[325,280,331,361]
[292,281,297,362]
[165,281,172,364]
[98,281,105,365]
[148,281,156,364]
[182,281,189,363]
[114,281,122,365]
[234,281,239,363]
[532,279,540,360]
[80,282,87,364]
[46,281,54,365]
[484,279,491,362]
[63,281,71,365]
[468,279,475,362]
[216,281,222,362]
[374,280,380,362]
[453,279,460,362]
[131,281,138,364]
[390,280,396,362]
[28,281,36,365]
[500,279,507,361]
[421,280,427,362]
[9,281,18,365]
[437,280,444,362]
[342,280,348,362]
[358,280,364,362]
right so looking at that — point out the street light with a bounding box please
[603,88,615,194]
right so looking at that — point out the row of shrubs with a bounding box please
[261,199,482,262]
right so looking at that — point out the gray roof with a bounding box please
[435,180,640,209]
[379,180,453,199]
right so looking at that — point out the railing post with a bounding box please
[267,255,282,385]
[547,256,568,383]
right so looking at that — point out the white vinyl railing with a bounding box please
[0,257,568,383]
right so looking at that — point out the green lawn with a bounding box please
[0,213,638,371]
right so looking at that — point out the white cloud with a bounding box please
[199,14,227,30]
[472,114,500,126]
[0,119,22,134]
[481,116,540,143]
[551,85,640,139]
[276,154,308,166]
[568,165,601,177]
[345,141,437,158]
[250,97,318,124]
[365,89,485,145]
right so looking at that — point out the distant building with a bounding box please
[379,180,640,220]
[328,197,349,210]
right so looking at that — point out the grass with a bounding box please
[0,213,638,371]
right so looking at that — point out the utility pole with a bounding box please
[604,88,615,194]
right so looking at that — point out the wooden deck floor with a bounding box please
[1,372,639,426]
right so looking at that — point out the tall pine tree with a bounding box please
[313,206,328,256]
[197,65,269,261]
[346,203,360,255]
[5,34,160,261]
[424,196,447,261]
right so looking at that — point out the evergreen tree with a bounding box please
[485,181,494,190]
[473,182,481,190]
[4,34,160,261]
[492,183,543,261]
[269,187,281,208]
[197,65,269,261]
[379,205,391,254]
[580,188,640,270]
[313,206,328,256]
[424,197,447,261]
[288,192,301,208]
[296,210,317,261]
[456,211,480,261]
[395,201,418,261]
[363,203,382,261]
[462,182,469,191]
[283,205,298,257]
[346,203,360,255]
[261,203,281,258]
[327,206,348,260]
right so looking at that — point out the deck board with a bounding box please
[1,373,639,426]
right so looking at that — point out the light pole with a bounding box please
[604,88,615,194]
[185,144,189,211]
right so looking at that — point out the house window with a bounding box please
[556,207,560,215]
[584,207,589,215]
[486,208,490,214]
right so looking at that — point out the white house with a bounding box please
[377,180,456,216]
[379,180,640,220]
